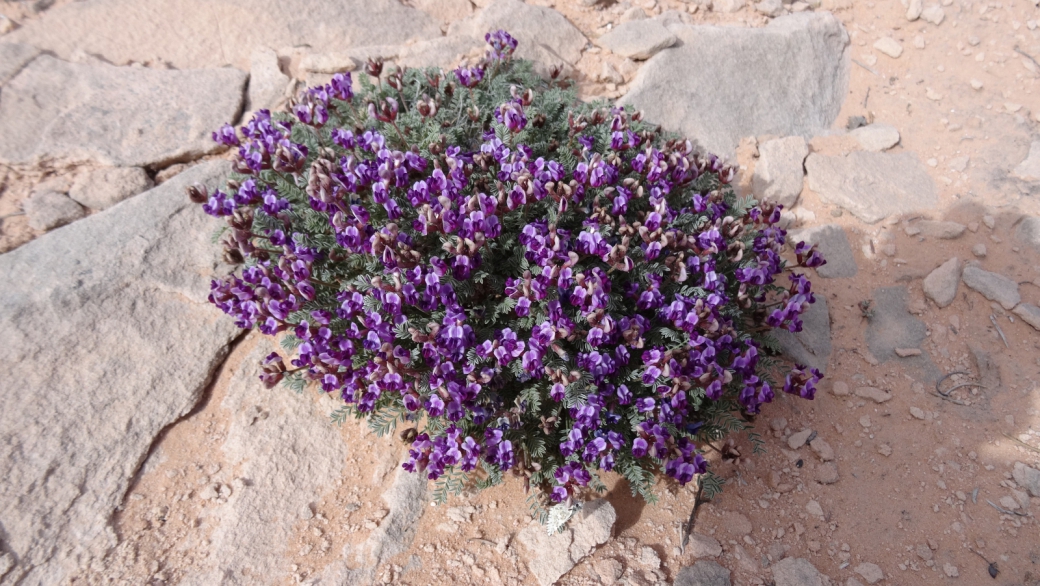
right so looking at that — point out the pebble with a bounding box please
[854,387,892,403]
[923,257,961,308]
[877,444,893,457]
[913,34,925,49]
[895,347,922,357]
[983,215,995,229]
[943,563,959,577]
[970,78,984,90]
[832,381,850,396]
[854,562,884,584]
[770,417,788,431]
[962,266,1021,310]
[972,243,987,257]
[910,406,926,419]
[788,429,813,449]
[906,0,923,20]
[859,415,872,428]
[873,37,903,58]
[921,5,945,24]
[805,500,824,517]
[810,437,835,461]
[816,462,840,484]
[24,190,87,231]
[686,533,723,558]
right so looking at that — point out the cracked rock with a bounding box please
[516,499,616,586]
[962,266,1021,310]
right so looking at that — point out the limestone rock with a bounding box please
[1013,303,1040,331]
[917,220,966,239]
[790,224,857,278]
[69,167,153,211]
[0,161,240,585]
[4,0,441,70]
[962,266,1021,310]
[772,557,830,586]
[921,4,945,25]
[686,533,723,558]
[806,151,937,223]
[0,56,245,167]
[817,464,839,486]
[906,0,923,20]
[752,136,808,208]
[713,0,747,12]
[922,257,961,308]
[1013,141,1040,181]
[855,387,891,403]
[517,500,616,586]
[773,296,831,373]
[788,428,813,449]
[398,36,486,69]
[0,41,40,85]
[1015,216,1040,253]
[674,560,732,586]
[248,47,290,111]
[620,13,850,155]
[1013,462,1040,497]
[598,19,678,60]
[449,0,587,65]
[854,562,884,584]
[873,37,902,58]
[755,0,784,17]
[810,437,834,461]
[849,123,900,151]
[23,189,86,230]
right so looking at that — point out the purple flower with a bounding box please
[497,101,527,133]
[485,29,518,60]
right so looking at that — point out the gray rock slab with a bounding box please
[773,296,831,373]
[619,13,849,155]
[516,499,616,586]
[752,136,808,208]
[790,224,857,278]
[0,42,40,85]
[1013,140,1040,181]
[0,161,240,585]
[805,151,937,224]
[866,286,939,380]
[248,47,290,112]
[772,557,829,586]
[1015,216,1040,253]
[0,56,246,167]
[1014,462,1040,497]
[398,35,485,69]
[849,123,900,151]
[917,220,965,239]
[598,19,678,60]
[923,257,961,308]
[5,0,441,70]
[674,560,732,586]
[961,266,1020,310]
[449,0,588,65]
[23,189,85,230]
[1013,303,1040,332]
[180,338,349,584]
[69,166,153,211]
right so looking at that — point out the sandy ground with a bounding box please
[4,0,1040,585]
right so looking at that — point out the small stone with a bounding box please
[962,266,1021,310]
[913,34,925,49]
[947,155,970,172]
[620,7,648,22]
[772,557,828,586]
[983,215,996,229]
[810,437,834,461]
[69,167,153,211]
[299,505,314,520]
[721,511,753,536]
[921,5,945,24]
[943,563,958,578]
[915,544,933,560]
[854,387,892,403]
[686,533,723,558]
[972,243,987,257]
[918,220,966,239]
[895,348,922,357]
[805,500,824,517]
[770,417,788,431]
[638,546,661,569]
[755,0,784,17]
[1000,495,1020,510]
[674,560,732,586]
[24,190,86,231]
[816,462,839,484]
[877,444,893,457]
[1013,141,1040,181]
[850,123,900,152]
[923,257,961,308]
[831,381,850,396]
[926,87,943,101]
[859,415,872,428]
[593,558,624,583]
[1013,462,1040,497]
[1012,303,1040,331]
[854,562,884,584]
[906,0,923,20]
[712,0,746,13]
[199,483,219,500]
[910,406,926,419]
[873,37,902,59]
[788,429,813,450]
[599,62,624,85]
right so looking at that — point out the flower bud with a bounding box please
[364,58,383,78]
[187,183,209,204]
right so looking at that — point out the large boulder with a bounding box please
[619,13,850,155]
[0,161,240,585]
[4,0,441,70]
[0,56,245,167]
[805,151,937,223]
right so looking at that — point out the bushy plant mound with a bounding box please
[195,31,824,510]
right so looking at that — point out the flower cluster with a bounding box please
[194,31,825,508]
